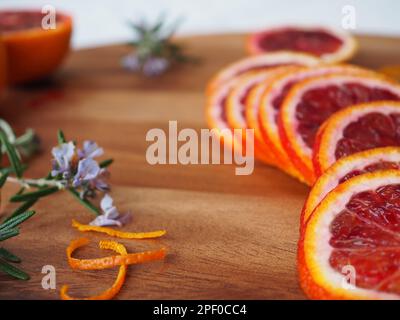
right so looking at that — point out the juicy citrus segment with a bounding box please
[61,239,128,300]
[302,147,400,228]
[313,101,400,176]
[246,26,358,63]
[300,170,400,299]
[279,74,400,185]
[259,65,374,184]
[0,10,72,84]
[206,51,320,94]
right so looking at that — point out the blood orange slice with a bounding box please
[279,74,400,185]
[302,147,400,228]
[259,65,374,184]
[313,101,400,176]
[0,10,72,84]
[299,170,400,299]
[206,52,320,165]
[206,51,320,94]
[245,67,302,165]
[225,67,300,166]
[247,26,358,63]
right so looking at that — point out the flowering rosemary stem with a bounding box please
[6,177,65,190]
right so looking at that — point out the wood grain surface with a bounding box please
[0,33,399,300]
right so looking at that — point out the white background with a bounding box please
[1,0,399,48]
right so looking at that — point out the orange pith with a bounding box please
[279,74,400,185]
[313,101,400,176]
[0,10,72,85]
[300,170,400,300]
[302,147,400,229]
[246,26,358,63]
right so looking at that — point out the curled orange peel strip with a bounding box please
[67,237,167,270]
[72,219,166,239]
[60,240,128,300]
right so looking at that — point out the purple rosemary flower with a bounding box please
[121,53,141,72]
[142,57,170,76]
[90,168,110,192]
[72,158,100,188]
[89,194,131,227]
[51,142,75,178]
[78,140,104,159]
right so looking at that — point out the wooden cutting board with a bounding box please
[0,33,399,300]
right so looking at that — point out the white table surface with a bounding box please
[1,0,399,48]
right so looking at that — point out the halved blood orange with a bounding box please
[247,26,358,63]
[259,65,374,184]
[206,52,320,165]
[299,170,400,299]
[279,74,400,185]
[302,147,400,228]
[313,101,400,176]
[206,51,320,94]
[0,10,72,85]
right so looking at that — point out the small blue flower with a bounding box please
[78,140,104,159]
[73,158,100,187]
[89,194,131,227]
[51,142,75,177]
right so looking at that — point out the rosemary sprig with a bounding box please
[68,188,101,216]
[0,211,35,280]
[99,158,114,168]
[10,186,60,202]
[122,15,196,76]
[0,130,23,178]
[0,119,123,280]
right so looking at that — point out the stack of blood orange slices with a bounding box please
[206,26,400,299]
[205,51,320,179]
[299,101,400,299]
